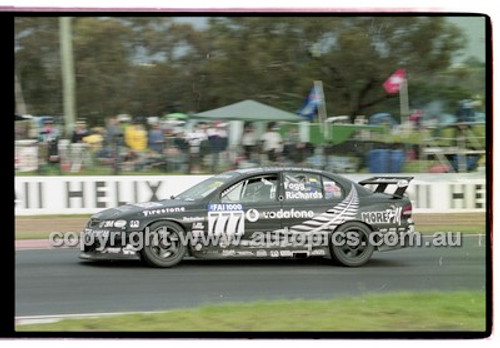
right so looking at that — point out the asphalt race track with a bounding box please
[15,237,486,317]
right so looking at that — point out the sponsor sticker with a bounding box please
[182,216,205,223]
[208,209,245,236]
[245,208,260,222]
[103,247,121,254]
[142,207,186,217]
[129,220,140,228]
[84,228,110,238]
[192,222,204,230]
[236,251,254,257]
[123,245,137,255]
[99,220,115,228]
[361,207,402,225]
[311,249,326,256]
[256,250,267,257]
[261,209,314,219]
[208,204,243,212]
[377,227,408,233]
[270,250,279,257]
[397,180,409,187]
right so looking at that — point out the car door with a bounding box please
[213,173,282,245]
[280,171,346,247]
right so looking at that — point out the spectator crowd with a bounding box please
[23,115,315,174]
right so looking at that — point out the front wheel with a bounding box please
[329,222,374,267]
[140,221,186,268]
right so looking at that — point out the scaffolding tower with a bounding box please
[421,122,485,173]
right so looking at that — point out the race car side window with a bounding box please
[220,181,244,202]
[220,175,278,203]
[321,176,344,199]
[283,172,324,201]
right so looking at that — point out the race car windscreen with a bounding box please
[174,172,240,201]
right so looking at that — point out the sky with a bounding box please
[446,16,486,62]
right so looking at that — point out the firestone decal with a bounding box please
[361,207,402,225]
[142,207,186,217]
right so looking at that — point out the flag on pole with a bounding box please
[383,68,406,94]
[297,85,323,121]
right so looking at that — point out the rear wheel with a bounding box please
[140,221,186,268]
[330,222,374,267]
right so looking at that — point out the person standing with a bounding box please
[148,123,164,154]
[260,122,283,165]
[186,123,208,173]
[124,119,147,170]
[71,120,90,143]
[105,116,124,174]
[38,118,60,173]
[241,123,257,161]
[207,121,221,173]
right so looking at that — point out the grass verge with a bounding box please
[16,291,485,332]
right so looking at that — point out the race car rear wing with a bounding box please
[358,176,414,198]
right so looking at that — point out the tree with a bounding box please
[14,16,470,127]
[15,17,62,115]
[201,17,466,121]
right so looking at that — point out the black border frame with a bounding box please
[6,10,493,340]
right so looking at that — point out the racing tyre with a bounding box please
[140,221,186,268]
[329,222,374,267]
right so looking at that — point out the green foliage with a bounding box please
[15,16,483,127]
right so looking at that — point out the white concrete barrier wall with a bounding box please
[14,173,486,216]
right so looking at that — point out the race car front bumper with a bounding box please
[80,228,141,261]
[79,247,141,261]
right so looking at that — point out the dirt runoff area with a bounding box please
[15,213,486,240]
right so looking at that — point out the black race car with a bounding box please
[80,167,415,267]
